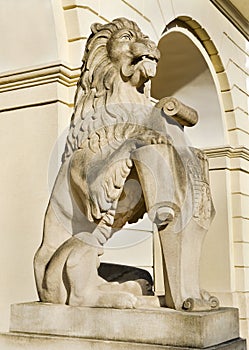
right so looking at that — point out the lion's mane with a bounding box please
[63,18,148,162]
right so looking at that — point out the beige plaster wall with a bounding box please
[0,0,58,71]
[0,0,73,331]
[0,0,248,341]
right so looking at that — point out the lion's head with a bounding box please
[105,19,159,87]
[63,18,160,160]
[84,18,159,91]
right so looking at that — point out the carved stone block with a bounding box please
[9,303,243,349]
[0,333,246,350]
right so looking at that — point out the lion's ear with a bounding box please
[91,23,103,34]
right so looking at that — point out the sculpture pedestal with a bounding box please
[0,302,246,350]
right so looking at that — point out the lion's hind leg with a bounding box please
[34,202,72,302]
[65,236,139,308]
[40,236,81,304]
[42,234,139,309]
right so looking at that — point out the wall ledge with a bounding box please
[204,145,249,161]
[0,62,81,93]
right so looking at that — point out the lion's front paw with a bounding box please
[151,134,168,145]
[135,130,170,146]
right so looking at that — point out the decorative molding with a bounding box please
[0,99,74,114]
[210,0,249,40]
[0,62,81,93]
[204,145,249,161]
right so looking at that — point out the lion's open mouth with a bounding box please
[132,54,159,66]
[121,52,159,84]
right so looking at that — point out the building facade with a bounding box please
[0,0,248,341]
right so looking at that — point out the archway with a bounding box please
[151,27,227,148]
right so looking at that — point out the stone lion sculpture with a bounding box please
[34,18,219,311]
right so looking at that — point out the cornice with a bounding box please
[0,62,81,93]
[204,145,249,161]
[210,0,249,40]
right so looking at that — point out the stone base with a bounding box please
[1,302,246,350]
[0,332,247,350]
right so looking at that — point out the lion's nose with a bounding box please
[146,40,156,50]
[138,38,156,50]
[131,41,160,62]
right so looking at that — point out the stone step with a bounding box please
[0,332,246,350]
[9,302,241,348]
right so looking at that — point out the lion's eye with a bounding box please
[121,34,132,41]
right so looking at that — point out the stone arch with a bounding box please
[166,16,225,73]
[151,16,232,149]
